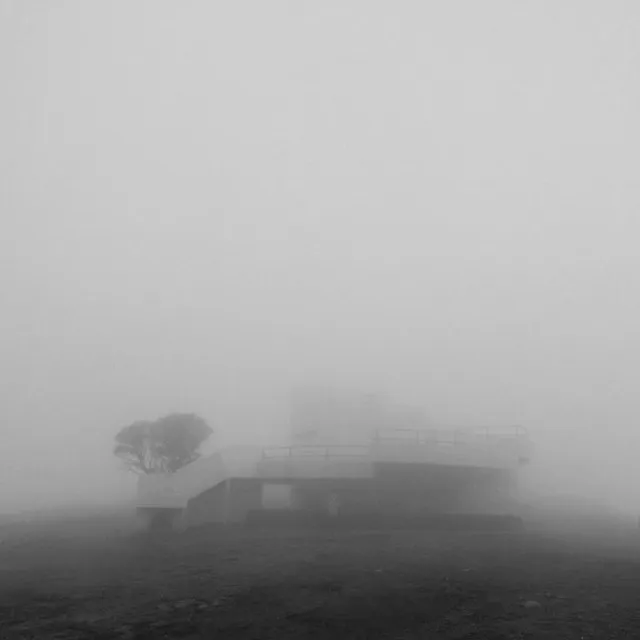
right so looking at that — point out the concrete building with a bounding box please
[136,391,532,529]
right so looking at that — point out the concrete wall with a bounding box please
[185,478,263,526]
[185,481,228,528]
[227,479,263,523]
[183,461,519,528]
[292,478,377,514]
[373,463,517,515]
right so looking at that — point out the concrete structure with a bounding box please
[136,425,533,528]
[136,387,531,528]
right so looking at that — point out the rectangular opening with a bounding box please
[261,483,294,509]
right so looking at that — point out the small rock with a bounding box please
[523,600,541,609]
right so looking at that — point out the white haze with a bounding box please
[1,1,639,514]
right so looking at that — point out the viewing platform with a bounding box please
[137,426,532,510]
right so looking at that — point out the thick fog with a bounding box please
[2,1,640,514]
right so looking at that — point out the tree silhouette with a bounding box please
[114,413,213,474]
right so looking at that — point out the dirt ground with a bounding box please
[2,512,640,639]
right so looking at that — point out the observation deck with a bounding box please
[137,426,532,509]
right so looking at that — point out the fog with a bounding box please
[2,1,639,515]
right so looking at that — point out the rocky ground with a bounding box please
[1,512,640,638]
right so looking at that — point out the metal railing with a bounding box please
[261,445,372,460]
[261,426,529,460]
[373,425,528,445]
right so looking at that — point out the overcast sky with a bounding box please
[2,1,640,512]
